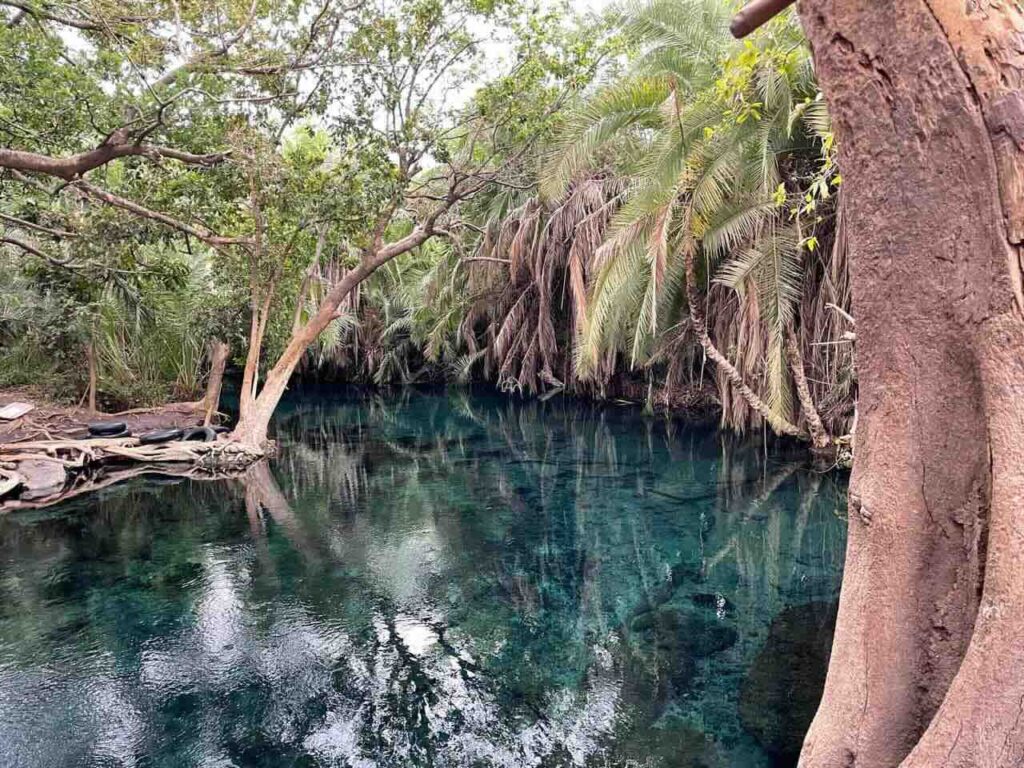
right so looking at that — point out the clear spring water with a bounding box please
[0,387,847,768]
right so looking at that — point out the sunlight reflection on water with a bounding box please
[0,387,846,767]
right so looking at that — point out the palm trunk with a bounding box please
[785,328,832,452]
[796,1,1024,765]
[683,246,804,439]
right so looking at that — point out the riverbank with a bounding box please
[0,378,844,512]
[0,387,209,444]
[0,387,242,510]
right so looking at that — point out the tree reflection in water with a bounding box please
[0,388,846,767]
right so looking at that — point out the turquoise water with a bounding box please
[0,388,847,767]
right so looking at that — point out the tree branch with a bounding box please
[0,142,227,181]
[0,234,49,260]
[730,0,796,38]
[71,181,251,248]
[0,212,77,238]
[0,1,149,31]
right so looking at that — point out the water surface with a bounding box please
[0,388,847,767]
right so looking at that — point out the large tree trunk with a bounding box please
[229,258,377,448]
[796,1,1024,766]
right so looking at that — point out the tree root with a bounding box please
[0,436,265,511]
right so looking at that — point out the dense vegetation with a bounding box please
[0,0,854,444]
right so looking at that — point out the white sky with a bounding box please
[45,0,625,135]
[571,0,617,11]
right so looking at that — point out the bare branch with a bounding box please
[72,181,251,248]
[0,212,77,238]
[0,234,49,260]
[151,0,259,88]
[462,257,510,264]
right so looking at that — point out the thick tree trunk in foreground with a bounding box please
[796,1,1024,766]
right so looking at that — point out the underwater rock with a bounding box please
[691,592,735,615]
[639,561,705,612]
[631,606,739,658]
[610,716,720,768]
[627,604,739,715]
[739,600,839,766]
[687,621,739,657]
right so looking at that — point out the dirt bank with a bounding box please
[0,387,211,444]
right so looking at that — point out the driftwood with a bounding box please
[0,436,264,511]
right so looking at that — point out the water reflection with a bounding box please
[0,387,846,767]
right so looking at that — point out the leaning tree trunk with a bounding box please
[795,1,1024,766]
[202,339,230,426]
[229,256,383,448]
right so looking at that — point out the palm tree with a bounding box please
[542,0,849,445]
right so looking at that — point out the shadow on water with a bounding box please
[0,387,847,767]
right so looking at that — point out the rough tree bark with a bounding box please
[202,339,230,426]
[794,1,1024,766]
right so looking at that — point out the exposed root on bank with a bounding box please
[0,436,265,511]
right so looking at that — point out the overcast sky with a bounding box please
[571,0,616,11]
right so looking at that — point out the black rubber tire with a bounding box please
[88,421,128,436]
[181,426,217,442]
[138,428,184,445]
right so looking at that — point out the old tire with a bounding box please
[88,421,128,436]
[182,426,217,442]
[139,428,184,445]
